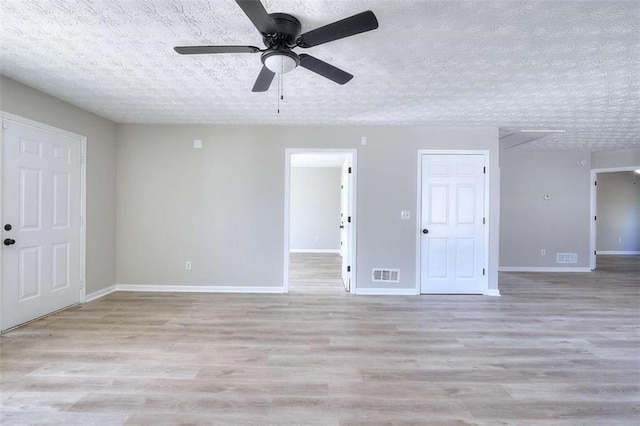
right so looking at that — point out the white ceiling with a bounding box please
[1,0,638,152]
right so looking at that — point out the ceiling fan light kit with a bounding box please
[174,0,378,92]
[262,49,299,74]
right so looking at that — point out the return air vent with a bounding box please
[372,268,400,283]
[556,253,578,264]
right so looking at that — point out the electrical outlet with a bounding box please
[541,249,546,256]
[314,236,319,242]
[618,237,622,244]
[185,261,192,270]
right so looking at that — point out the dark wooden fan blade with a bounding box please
[174,46,261,54]
[236,0,276,35]
[252,66,276,92]
[298,54,353,85]
[297,11,378,48]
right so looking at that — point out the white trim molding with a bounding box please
[590,165,640,270]
[356,288,418,296]
[85,284,285,302]
[596,251,640,255]
[284,148,358,295]
[483,289,501,296]
[499,266,592,273]
[85,285,118,302]
[289,249,341,254]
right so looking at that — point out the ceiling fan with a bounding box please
[174,0,379,92]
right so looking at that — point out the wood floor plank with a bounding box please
[0,254,637,424]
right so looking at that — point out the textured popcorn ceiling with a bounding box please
[1,0,638,151]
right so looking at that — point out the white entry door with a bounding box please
[2,118,83,331]
[420,154,486,294]
[340,158,352,291]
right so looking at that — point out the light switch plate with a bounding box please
[193,139,202,149]
[401,210,411,220]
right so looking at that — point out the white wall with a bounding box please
[116,124,500,291]
[596,171,640,253]
[500,150,592,268]
[290,167,341,251]
[0,76,118,294]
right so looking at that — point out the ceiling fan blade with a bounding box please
[297,11,378,48]
[298,54,353,85]
[252,66,276,92]
[174,45,261,55]
[236,0,277,35]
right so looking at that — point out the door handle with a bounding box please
[4,238,16,246]
[422,229,429,234]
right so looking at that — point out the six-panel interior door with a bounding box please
[420,154,486,294]
[2,119,82,331]
[340,158,351,291]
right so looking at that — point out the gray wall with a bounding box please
[290,167,341,251]
[592,149,640,169]
[500,150,592,268]
[0,76,118,294]
[596,171,640,253]
[116,124,500,290]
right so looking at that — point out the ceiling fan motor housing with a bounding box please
[263,13,301,48]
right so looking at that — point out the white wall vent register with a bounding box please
[372,269,400,283]
[557,253,578,263]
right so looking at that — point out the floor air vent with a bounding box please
[372,268,400,283]
[557,253,578,264]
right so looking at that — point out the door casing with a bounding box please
[590,165,640,270]
[0,111,87,332]
[284,148,357,294]
[416,150,490,295]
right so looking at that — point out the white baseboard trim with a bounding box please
[116,284,285,294]
[596,251,640,255]
[483,289,501,296]
[499,266,592,273]
[85,285,118,302]
[289,249,341,254]
[355,287,418,296]
[85,284,285,302]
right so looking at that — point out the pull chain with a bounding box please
[277,61,284,114]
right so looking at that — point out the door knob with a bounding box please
[4,238,16,246]
[422,229,429,234]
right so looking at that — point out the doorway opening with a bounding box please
[284,149,356,294]
[590,166,640,270]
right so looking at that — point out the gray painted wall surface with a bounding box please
[0,76,118,294]
[596,171,640,252]
[500,150,592,268]
[116,125,500,290]
[591,149,640,169]
[290,167,341,251]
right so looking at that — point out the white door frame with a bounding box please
[590,165,640,270]
[284,148,357,294]
[0,111,87,332]
[415,150,490,295]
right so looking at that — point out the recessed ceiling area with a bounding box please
[1,0,638,152]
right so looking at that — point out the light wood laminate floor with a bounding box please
[1,256,638,425]
[289,252,345,294]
